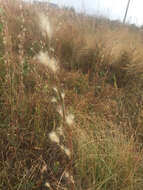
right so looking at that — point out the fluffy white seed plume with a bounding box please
[36,51,59,73]
[39,13,52,39]
[60,145,71,158]
[45,181,51,188]
[49,131,60,144]
[64,171,70,178]
[41,164,47,173]
[50,47,55,53]
[51,97,57,103]
[65,114,74,126]
[64,172,75,184]
[57,105,63,117]
[53,86,58,93]
[61,92,65,99]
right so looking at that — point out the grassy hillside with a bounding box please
[0,0,143,189]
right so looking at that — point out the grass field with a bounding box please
[0,0,143,189]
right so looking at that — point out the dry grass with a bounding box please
[0,0,143,189]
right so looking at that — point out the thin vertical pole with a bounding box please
[123,0,131,23]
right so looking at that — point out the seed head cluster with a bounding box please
[48,131,60,144]
[36,51,59,73]
[36,11,74,187]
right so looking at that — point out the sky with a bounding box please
[32,0,143,26]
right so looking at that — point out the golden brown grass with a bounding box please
[0,0,143,189]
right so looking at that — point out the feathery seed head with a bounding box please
[61,92,65,99]
[36,51,59,73]
[39,13,52,39]
[36,51,47,65]
[51,97,57,103]
[50,47,55,52]
[19,3,23,10]
[60,145,71,158]
[53,86,58,93]
[49,131,60,144]
[41,164,47,173]
[45,182,51,188]
[65,171,70,178]
[57,106,63,117]
[64,172,75,184]
[65,113,74,126]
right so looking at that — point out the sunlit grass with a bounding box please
[0,0,143,189]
